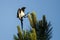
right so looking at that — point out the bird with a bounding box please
[17,7,26,30]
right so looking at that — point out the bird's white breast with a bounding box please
[19,11,25,19]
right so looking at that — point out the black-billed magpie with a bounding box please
[17,7,26,30]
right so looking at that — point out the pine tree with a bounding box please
[14,25,37,40]
[14,12,52,40]
[28,12,52,40]
[38,15,53,40]
[14,26,23,40]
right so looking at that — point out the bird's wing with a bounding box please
[17,8,21,18]
[21,7,26,12]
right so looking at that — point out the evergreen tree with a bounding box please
[28,12,52,40]
[14,25,37,40]
[38,15,53,40]
[14,12,52,40]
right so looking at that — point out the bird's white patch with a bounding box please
[19,10,25,19]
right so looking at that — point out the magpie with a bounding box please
[17,7,26,30]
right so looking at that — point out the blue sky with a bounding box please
[0,0,60,40]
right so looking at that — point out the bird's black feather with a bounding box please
[21,7,26,12]
[17,8,21,18]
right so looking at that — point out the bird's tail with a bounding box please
[23,12,29,18]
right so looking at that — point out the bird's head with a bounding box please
[21,7,26,12]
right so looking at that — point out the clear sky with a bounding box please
[0,0,60,40]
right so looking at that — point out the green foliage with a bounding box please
[14,35,18,40]
[28,12,52,40]
[14,12,52,40]
[37,15,52,40]
[30,28,37,40]
[28,12,37,28]
[28,14,33,27]
[17,25,23,40]
[14,25,37,40]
